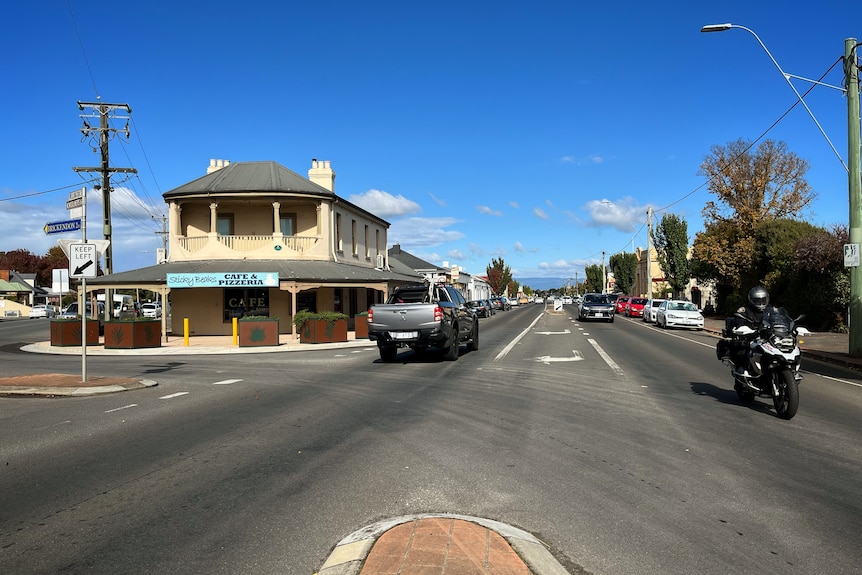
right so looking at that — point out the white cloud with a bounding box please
[349,189,421,218]
[584,197,648,232]
[533,207,550,220]
[513,241,525,254]
[477,205,503,217]
[509,201,519,209]
[429,192,447,208]
[447,249,465,260]
[387,217,464,250]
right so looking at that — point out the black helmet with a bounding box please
[748,286,769,311]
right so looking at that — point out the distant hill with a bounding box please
[516,277,568,291]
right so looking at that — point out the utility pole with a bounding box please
[73,101,137,275]
[647,208,655,297]
[601,251,606,294]
[154,215,169,263]
[846,38,861,356]
[74,101,136,324]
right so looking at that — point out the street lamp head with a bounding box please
[701,23,733,33]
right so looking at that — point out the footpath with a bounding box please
[1,316,858,575]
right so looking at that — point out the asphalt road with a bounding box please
[1,309,861,575]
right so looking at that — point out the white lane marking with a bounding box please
[159,392,189,399]
[213,379,242,385]
[495,313,545,361]
[588,338,625,377]
[535,351,584,364]
[535,329,572,335]
[105,404,137,413]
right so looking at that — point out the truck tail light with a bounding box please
[434,306,443,323]
[367,309,374,323]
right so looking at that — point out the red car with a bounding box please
[615,296,630,314]
[625,297,648,318]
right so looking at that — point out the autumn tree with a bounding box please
[609,252,637,295]
[691,138,815,311]
[652,214,690,299]
[486,257,513,295]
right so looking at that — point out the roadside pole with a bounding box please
[80,190,88,382]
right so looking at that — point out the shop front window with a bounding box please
[224,288,269,321]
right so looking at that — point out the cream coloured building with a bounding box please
[89,159,420,336]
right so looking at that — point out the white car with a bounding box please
[562,296,573,305]
[141,303,162,318]
[29,304,56,319]
[643,299,665,323]
[655,299,704,330]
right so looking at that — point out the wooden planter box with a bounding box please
[239,319,280,347]
[50,320,99,347]
[354,313,369,339]
[104,320,162,349]
[299,319,348,344]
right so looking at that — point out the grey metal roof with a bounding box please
[163,161,335,199]
[87,260,421,286]
[388,244,445,273]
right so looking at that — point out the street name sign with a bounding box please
[66,197,84,210]
[69,243,98,278]
[44,219,82,235]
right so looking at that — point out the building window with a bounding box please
[279,213,296,236]
[351,220,358,256]
[217,214,234,236]
[364,225,370,259]
[223,288,269,322]
[336,213,343,252]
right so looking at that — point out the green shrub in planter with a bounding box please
[293,311,349,343]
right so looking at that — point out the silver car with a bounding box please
[643,299,666,323]
[29,304,56,319]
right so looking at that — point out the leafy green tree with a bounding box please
[609,253,637,295]
[653,214,690,299]
[486,257,513,295]
[584,263,603,293]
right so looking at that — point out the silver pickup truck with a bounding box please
[367,283,478,362]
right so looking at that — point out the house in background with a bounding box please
[89,159,419,336]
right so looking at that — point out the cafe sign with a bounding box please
[167,272,280,288]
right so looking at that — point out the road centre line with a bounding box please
[587,338,625,377]
[213,379,242,385]
[494,313,544,361]
[159,392,189,399]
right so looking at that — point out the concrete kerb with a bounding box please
[20,339,376,355]
[317,513,571,575]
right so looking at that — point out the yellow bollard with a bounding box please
[232,317,238,346]
[184,317,189,346]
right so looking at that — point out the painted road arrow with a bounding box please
[535,350,584,364]
[534,329,571,335]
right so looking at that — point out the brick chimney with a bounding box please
[308,159,335,192]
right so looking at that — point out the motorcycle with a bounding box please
[716,307,810,420]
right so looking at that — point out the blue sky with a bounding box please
[1,1,859,288]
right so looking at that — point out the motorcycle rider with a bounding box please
[730,286,773,374]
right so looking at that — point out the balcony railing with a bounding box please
[177,235,319,254]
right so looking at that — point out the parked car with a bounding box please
[28,304,56,319]
[467,300,491,318]
[562,296,573,305]
[655,299,704,330]
[508,297,520,307]
[60,301,105,334]
[625,297,647,318]
[643,299,666,323]
[141,303,162,318]
[484,299,496,316]
[615,296,630,314]
[578,293,615,322]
